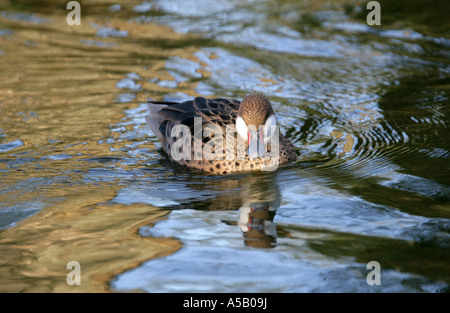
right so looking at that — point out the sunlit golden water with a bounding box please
[0,0,190,292]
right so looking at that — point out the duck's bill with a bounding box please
[248,130,266,158]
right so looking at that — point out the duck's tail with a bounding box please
[145,99,165,141]
[145,98,187,143]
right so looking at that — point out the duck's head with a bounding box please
[236,94,277,158]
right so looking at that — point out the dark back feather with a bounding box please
[148,97,241,138]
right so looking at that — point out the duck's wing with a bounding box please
[146,97,240,143]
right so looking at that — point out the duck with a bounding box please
[145,94,297,175]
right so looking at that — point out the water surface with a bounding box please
[0,0,449,292]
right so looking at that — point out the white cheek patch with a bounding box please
[263,114,277,142]
[236,116,248,140]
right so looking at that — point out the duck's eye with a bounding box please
[263,114,277,141]
[236,116,248,140]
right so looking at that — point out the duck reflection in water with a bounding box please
[168,171,282,248]
[236,173,281,248]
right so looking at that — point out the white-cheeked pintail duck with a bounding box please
[145,94,297,174]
